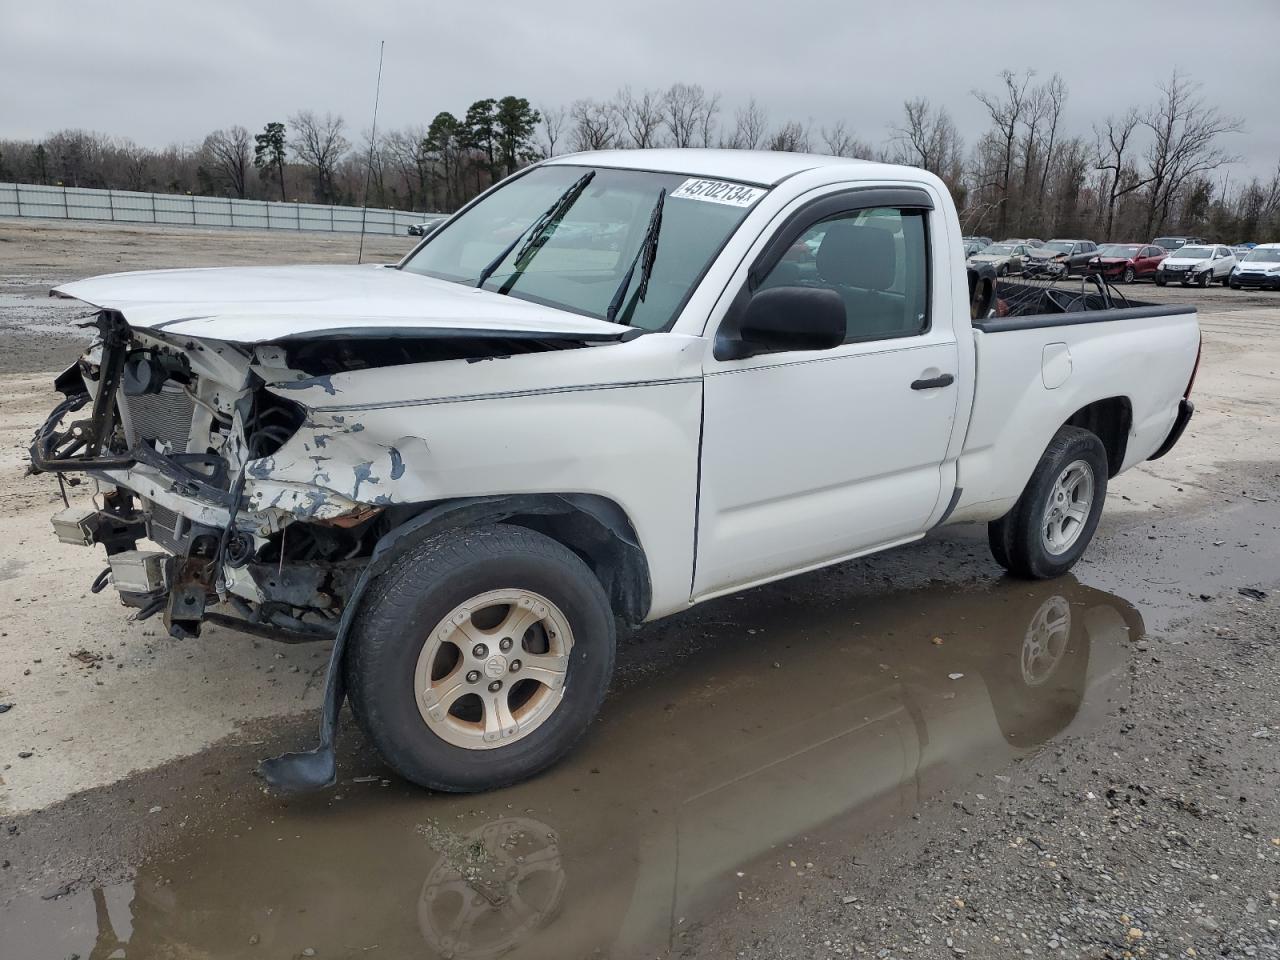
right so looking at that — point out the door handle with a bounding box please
[911,373,955,390]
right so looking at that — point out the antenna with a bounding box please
[357,40,386,265]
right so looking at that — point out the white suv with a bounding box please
[1155,244,1236,287]
[1229,243,1280,291]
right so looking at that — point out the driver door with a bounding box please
[692,188,959,599]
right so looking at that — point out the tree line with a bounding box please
[1,73,1277,242]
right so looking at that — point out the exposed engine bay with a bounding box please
[31,310,389,640]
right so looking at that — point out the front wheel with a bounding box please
[1199,271,1211,288]
[1122,266,1135,284]
[346,525,616,792]
[988,426,1109,579]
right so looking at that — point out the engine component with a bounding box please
[51,505,104,547]
[108,550,168,594]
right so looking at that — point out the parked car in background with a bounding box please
[1156,244,1236,287]
[1000,238,1044,247]
[1151,236,1206,253]
[963,235,993,253]
[967,241,1034,276]
[1085,243,1167,284]
[1230,243,1256,261]
[1229,243,1280,290]
[407,215,448,237]
[1022,239,1099,278]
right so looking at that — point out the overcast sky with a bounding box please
[3,0,1277,184]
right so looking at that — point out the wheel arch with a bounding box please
[375,493,653,626]
[1062,396,1131,478]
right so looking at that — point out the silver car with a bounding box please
[967,241,1034,277]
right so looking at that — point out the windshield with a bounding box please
[1098,244,1141,257]
[400,165,765,331]
[978,243,1015,255]
[1153,237,1186,250]
[1042,241,1074,254]
[1244,247,1280,263]
[1176,246,1213,259]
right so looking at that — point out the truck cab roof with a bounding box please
[544,148,869,186]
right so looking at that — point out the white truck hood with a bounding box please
[52,264,626,344]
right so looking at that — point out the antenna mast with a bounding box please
[357,40,386,265]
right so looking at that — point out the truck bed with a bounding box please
[950,294,1200,523]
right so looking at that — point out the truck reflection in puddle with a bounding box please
[7,576,1141,960]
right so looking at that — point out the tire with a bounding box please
[346,524,617,792]
[1230,282,1240,290]
[1122,267,1135,284]
[1199,271,1211,288]
[1155,277,1166,287]
[988,426,1109,580]
[1220,274,1230,287]
[997,264,1008,278]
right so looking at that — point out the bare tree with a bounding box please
[1093,110,1149,241]
[538,104,567,158]
[697,91,721,148]
[568,99,619,152]
[891,98,963,181]
[768,120,811,153]
[201,126,251,198]
[726,98,768,150]
[616,87,664,148]
[1139,70,1243,236]
[819,120,870,159]
[382,126,434,210]
[1036,75,1067,210]
[662,83,709,148]
[289,110,350,204]
[973,69,1035,237]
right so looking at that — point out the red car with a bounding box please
[1086,243,1167,283]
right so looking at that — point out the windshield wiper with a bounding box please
[605,187,665,324]
[474,170,595,291]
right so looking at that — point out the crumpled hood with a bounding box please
[1026,249,1066,260]
[52,264,625,343]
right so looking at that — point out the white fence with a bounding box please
[0,182,433,235]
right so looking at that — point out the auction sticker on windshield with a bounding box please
[670,178,767,207]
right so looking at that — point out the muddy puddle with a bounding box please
[0,575,1142,960]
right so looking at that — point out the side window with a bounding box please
[757,207,929,342]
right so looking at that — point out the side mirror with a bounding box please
[714,286,846,361]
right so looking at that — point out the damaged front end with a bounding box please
[30,310,380,643]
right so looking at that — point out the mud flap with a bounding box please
[256,574,362,792]
[255,510,436,791]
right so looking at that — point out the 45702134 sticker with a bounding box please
[669,178,767,207]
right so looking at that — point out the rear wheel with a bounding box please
[988,426,1109,579]
[347,525,616,792]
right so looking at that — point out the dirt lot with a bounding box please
[0,219,1278,959]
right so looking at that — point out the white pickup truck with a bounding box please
[31,148,1200,793]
